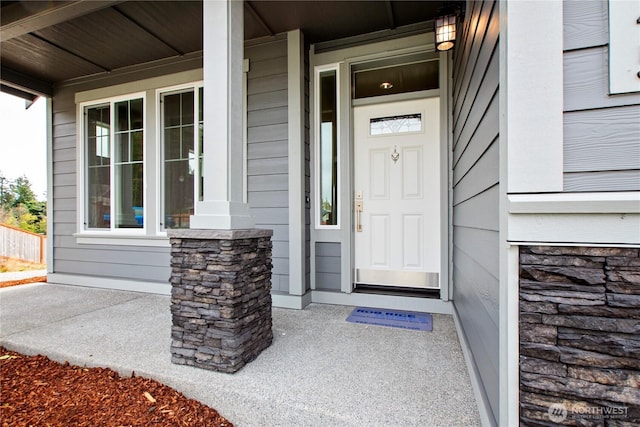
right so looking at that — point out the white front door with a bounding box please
[354,98,440,289]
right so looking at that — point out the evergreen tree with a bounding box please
[0,172,46,234]
[11,176,37,209]
[0,172,14,207]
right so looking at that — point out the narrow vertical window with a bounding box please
[86,105,111,229]
[114,98,144,228]
[163,90,195,229]
[318,69,339,226]
[161,86,203,229]
[198,87,204,202]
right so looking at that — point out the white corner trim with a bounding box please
[504,0,563,193]
[271,292,312,310]
[47,273,171,295]
[74,233,171,247]
[287,29,306,296]
[46,97,55,274]
[508,192,640,214]
[504,245,520,426]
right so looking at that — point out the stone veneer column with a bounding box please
[168,229,273,373]
[519,246,640,425]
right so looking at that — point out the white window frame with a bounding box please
[314,63,341,230]
[156,81,204,234]
[77,92,147,237]
[73,70,203,247]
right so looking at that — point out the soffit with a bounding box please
[0,0,457,99]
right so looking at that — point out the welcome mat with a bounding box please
[346,307,433,331]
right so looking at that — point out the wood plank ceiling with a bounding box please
[1,0,454,99]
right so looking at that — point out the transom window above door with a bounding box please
[352,53,439,99]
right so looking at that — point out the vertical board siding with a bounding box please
[451,1,500,424]
[562,2,640,191]
[315,242,341,290]
[246,38,290,293]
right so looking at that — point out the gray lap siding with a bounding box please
[562,0,640,192]
[246,36,290,293]
[51,37,295,293]
[451,0,500,424]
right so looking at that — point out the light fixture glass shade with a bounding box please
[435,14,456,51]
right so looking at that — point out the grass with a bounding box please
[0,257,46,273]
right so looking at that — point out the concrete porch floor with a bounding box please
[0,283,480,426]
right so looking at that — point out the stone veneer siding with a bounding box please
[519,246,640,426]
[168,229,273,373]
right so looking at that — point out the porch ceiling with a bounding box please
[0,0,456,101]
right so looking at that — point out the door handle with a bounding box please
[355,200,363,232]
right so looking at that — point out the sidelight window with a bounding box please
[316,66,340,228]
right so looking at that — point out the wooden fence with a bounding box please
[0,223,46,264]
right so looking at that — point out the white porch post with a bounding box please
[191,0,254,229]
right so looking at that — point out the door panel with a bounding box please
[354,98,440,289]
[402,146,423,198]
[370,214,390,266]
[370,150,389,199]
[403,214,423,269]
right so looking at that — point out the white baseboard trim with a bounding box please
[452,306,496,427]
[311,290,453,314]
[46,274,452,315]
[271,291,313,309]
[47,273,171,295]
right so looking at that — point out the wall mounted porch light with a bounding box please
[435,12,457,51]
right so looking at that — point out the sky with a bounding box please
[0,92,48,201]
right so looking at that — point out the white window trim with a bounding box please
[155,81,204,235]
[75,234,170,247]
[76,92,147,238]
[73,70,204,246]
[314,63,341,230]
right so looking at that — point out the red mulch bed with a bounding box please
[0,347,232,426]
[0,276,47,289]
